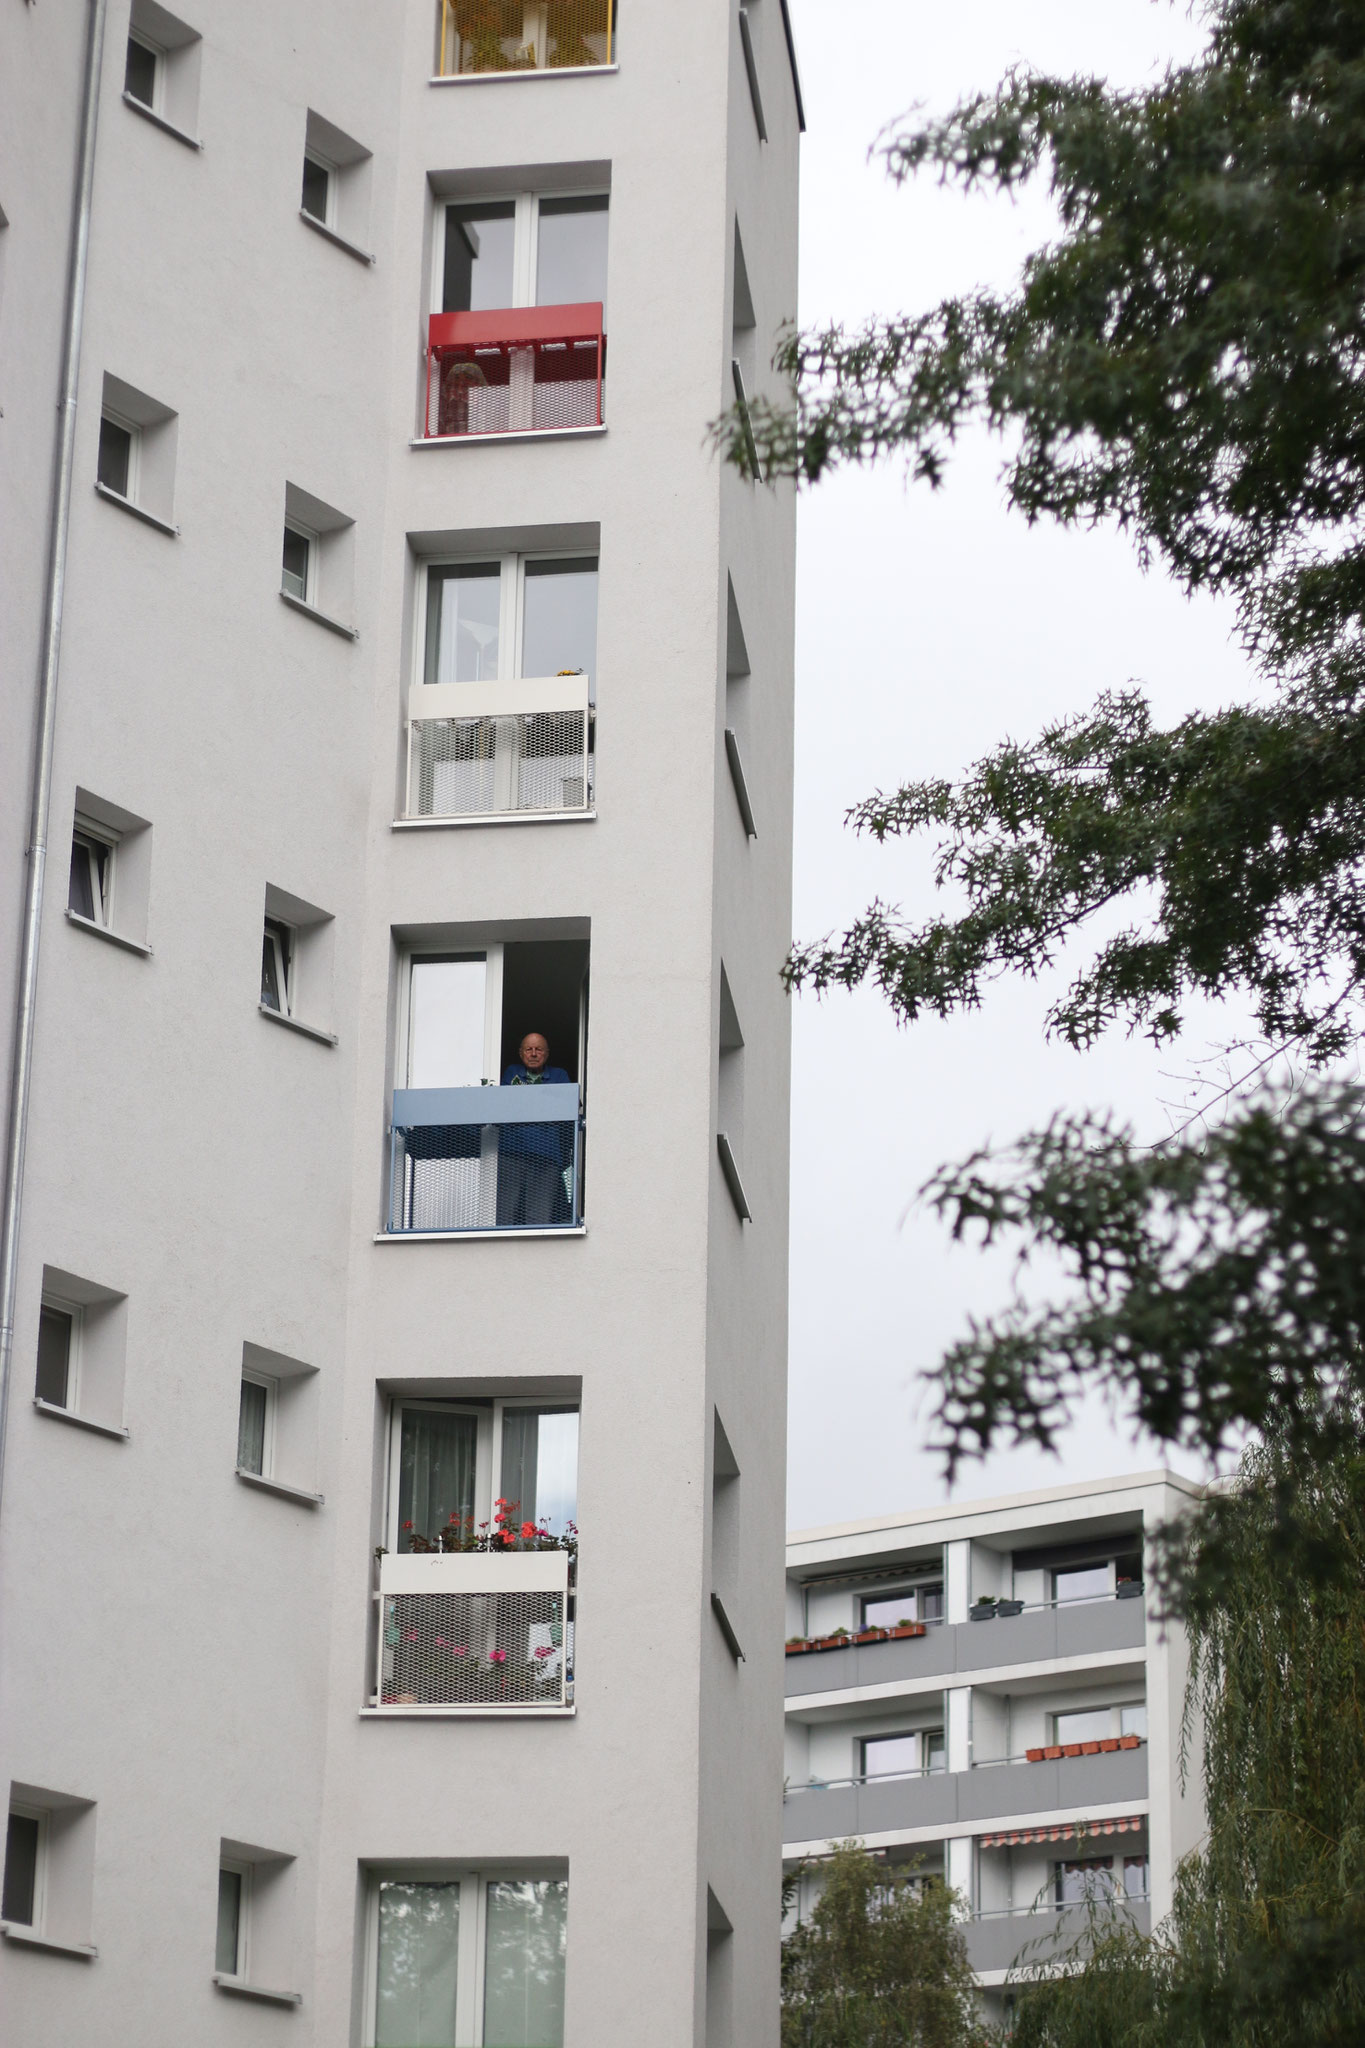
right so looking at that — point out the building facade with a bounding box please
[0,4,801,2042]
[784,1472,1205,2005]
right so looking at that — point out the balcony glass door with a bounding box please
[405,953,503,1228]
[496,1406,579,1536]
[394,1405,482,1551]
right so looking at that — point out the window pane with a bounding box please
[376,1881,460,2048]
[398,1407,479,1547]
[1120,1703,1148,1740]
[923,1727,946,1772]
[282,527,310,600]
[35,1304,73,1408]
[1055,1857,1114,1906]
[862,1592,926,1630]
[521,561,598,684]
[408,957,487,1088]
[68,837,97,920]
[425,565,502,686]
[483,1878,567,2048]
[216,1867,242,1974]
[261,928,285,1012]
[536,196,609,310]
[301,156,329,222]
[124,36,156,106]
[1054,1708,1113,1745]
[238,1380,268,1475]
[920,1585,944,1623]
[1123,1855,1149,1898]
[443,201,516,312]
[499,1408,578,1536]
[1054,1565,1110,1603]
[98,416,132,496]
[862,1734,918,1778]
[2,1812,39,1926]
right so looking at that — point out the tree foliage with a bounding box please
[781,1846,983,2048]
[713,0,1365,1505]
[1007,1430,1365,2048]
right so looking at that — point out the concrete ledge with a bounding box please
[213,1974,302,2007]
[298,209,374,265]
[34,1399,129,1442]
[259,1004,337,1047]
[374,1227,586,1244]
[94,482,179,535]
[427,64,619,86]
[2,1924,98,1959]
[65,910,152,957]
[392,811,596,831]
[410,425,606,451]
[278,590,358,640]
[121,92,202,148]
[360,1705,575,1720]
[235,1469,324,1507]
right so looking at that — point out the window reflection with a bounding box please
[376,1882,461,2048]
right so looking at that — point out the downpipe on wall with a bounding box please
[0,0,110,1533]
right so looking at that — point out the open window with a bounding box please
[96,373,178,529]
[408,550,597,821]
[2,1786,96,1955]
[32,1265,128,1434]
[123,1,202,140]
[299,110,373,258]
[213,1840,301,2004]
[389,938,588,1231]
[258,885,335,1041]
[365,1872,567,2048]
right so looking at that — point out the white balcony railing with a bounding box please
[405,676,593,822]
[375,1549,572,1711]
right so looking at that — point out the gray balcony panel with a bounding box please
[782,1770,958,1845]
[785,1598,1147,1700]
[782,1783,859,1841]
[959,1747,1148,1824]
[965,1899,1150,1978]
[956,1609,1059,1672]
[1056,1597,1146,1658]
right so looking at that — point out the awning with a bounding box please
[980,1816,1146,1850]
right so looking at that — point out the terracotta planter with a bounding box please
[1099,1737,1120,1752]
[1062,1742,1083,1757]
[887,1623,926,1640]
[812,1636,850,1652]
[1119,1733,1141,1749]
[853,1628,889,1644]
[1081,1740,1101,1754]
[1026,1747,1045,1763]
[784,1641,812,1655]
[1043,1745,1063,1760]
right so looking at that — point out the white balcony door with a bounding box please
[405,952,504,1227]
[390,1403,488,1551]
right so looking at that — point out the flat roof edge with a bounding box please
[787,1468,1208,1552]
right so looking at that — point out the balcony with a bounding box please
[424,306,605,439]
[781,1744,1148,1846]
[785,1593,1147,1698]
[405,676,593,822]
[965,1897,1151,1977]
[388,1083,582,1234]
[435,0,615,78]
[375,1549,572,1710]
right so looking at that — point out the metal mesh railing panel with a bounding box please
[409,711,592,818]
[436,0,614,76]
[427,341,604,438]
[391,1123,580,1232]
[381,1587,570,1706]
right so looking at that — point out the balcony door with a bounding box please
[440,194,609,317]
[389,1401,579,1550]
[404,952,503,1227]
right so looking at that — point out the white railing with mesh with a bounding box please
[405,676,593,821]
[375,1550,572,1711]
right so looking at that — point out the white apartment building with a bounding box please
[0,4,801,2043]
[784,1472,1206,2007]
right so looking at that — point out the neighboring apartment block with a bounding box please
[0,4,800,2043]
[784,1473,1205,2009]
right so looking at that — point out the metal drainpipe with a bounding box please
[0,0,110,1529]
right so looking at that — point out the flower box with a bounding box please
[1116,1580,1144,1600]
[1026,1747,1045,1763]
[853,1627,889,1644]
[1118,1733,1141,1749]
[1043,1744,1063,1759]
[785,1639,812,1655]
[886,1622,927,1639]
[968,1603,998,1621]
[811,1635,850,1652]
[1081,1740,1101,1754]
[1099,1737,1120,1752]
[1061,1742,1083,1757]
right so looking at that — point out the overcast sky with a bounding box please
[783,0,1260,1532]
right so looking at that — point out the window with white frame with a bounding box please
[439,193,608,316]
[97,372,179,524]
[35,1297,80,1410]
[237,1373,275,1478]
[861,1581,944,1629]
[260,917,294,1016]
[422,553,598,692]
[301,152,331,225]
[860,1727,944,1780]
[367,1872,567,2048]
[216,1859,250,1977]
[97,410,137,499]
[389,1398,578,1551]
[1052,1701,1147,1745]
[68,817,115,927]
[124,30,159,108]
[281,524,313,603]
[2,1806,44,1927]
[123,2,202,135]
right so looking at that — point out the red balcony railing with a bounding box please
[424,304,605,439]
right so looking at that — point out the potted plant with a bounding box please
[853,1625,889,1645]
[785,1636,812,1655]
[969,1597,998,1621]
[887,1618,927,1639]
[1116,1577,1145,1600]
[812,1627,852,1652]
[996,1597,1025,1617]
[1118,1732,1141,1749]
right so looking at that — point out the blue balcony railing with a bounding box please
[388,1084,582,1234]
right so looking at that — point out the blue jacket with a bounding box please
[500,1065,574,1162]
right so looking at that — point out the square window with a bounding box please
[237,1376,272,1477]
[216,1862,247,1976]
[300,154,330,224]
[97,415,134,497]
[281,525,311,602]
[261,918,293,1015]
[35,1301,77,1409]
[68,829,111,925]
[124,32,158,107]
[2,1809,42,1926]
[861,1734,918,1779]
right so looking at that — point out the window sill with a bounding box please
[374,1226,587,1244]
[65,909,152,956]
[428,62,619,85]
[711,1590,746,1662]
[360,1704,575,1720]
[235,1468,324,1507]
[1,1924,98,1959]
[121,91,202,149]
[298,208,375,265]
[94,481,179,536]
[259,1003,338,1047]
[717,1132,752,1222]
[34,1398,129,1442]
[410,424,607,451]
[392,810,596,831]
[279,589,359,640]
[213,1974,302,2007]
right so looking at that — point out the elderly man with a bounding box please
[497,1031,575,1226]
